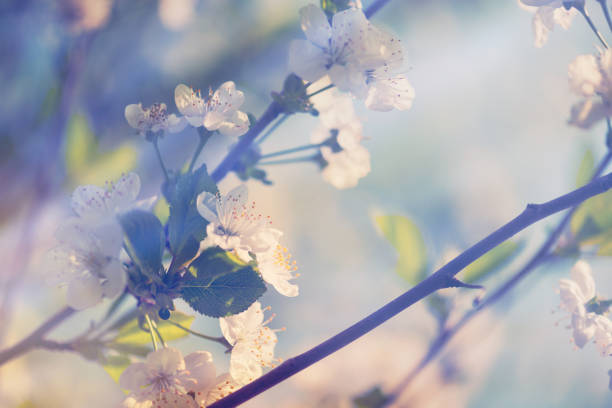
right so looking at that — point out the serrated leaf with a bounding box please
[102,354,132,383]
[576,149,595,187]
[119,210,164,277]
[166,164,218,269]
[459,241,522,283]
[112,311,195,346]
[181,247,266,317]
[374,214,427,285]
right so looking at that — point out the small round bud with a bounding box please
[158,308,170,320]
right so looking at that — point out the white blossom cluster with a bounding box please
[45,173,144,309]
[125,81,249,138]
[290,4,414,112]
[558,261,612,356]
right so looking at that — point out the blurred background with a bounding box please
[1,0,612,406]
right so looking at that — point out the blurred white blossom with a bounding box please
[518,0,579,48]
[568,49,612,128]
[256,244,299,297]
[175,82,249,137]
[45,173,143,309]
[119,347,216,407]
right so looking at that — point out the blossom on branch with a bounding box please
[219,302,281,385]
[289,4,414,111]
[174,82,249,137]
[568,49,612,128]
[196,185,282,262]
[124,102,187,135]
[119,347,216,408]
[557,260,612,353]
[45,173,143,309]
[518,0,579,48]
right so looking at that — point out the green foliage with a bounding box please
[569,150,612,254]
[576,149,595,187]
[153,196,170,225]
[102,354,132,383]
[119,210,165,278]
[181,247,266,317]
[165,164,218,269]
[271,74,317,115]
[110,310,195,346]
[353,386,389,408]
[374,214,428,285]
[65,113,137,186]
[459,241,522,283]
[321,0,353,18]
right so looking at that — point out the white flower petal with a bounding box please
[289,40,329,82]
[66,273,104,310]
[299,5,332,48]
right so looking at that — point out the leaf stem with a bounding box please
[152,137,169,181]
[256,115,288,145]
[597,0,612,34]
[166,320,231,350]
[258,156,318,166]
[306,84,334,98]
[208,171,612,408]
[260,143,322,159]
[189,128,213,172]
[145,314,159,351]
[578,4,609,49]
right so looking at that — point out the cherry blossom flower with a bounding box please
[196,185,282,262]
[256,244,299,297]
[518,0,579,48]
[557,260,612,350]
[199,373,242,406]
[568,49,612,128]
[174,82,249,137]
[119,347,216,408]
[124,102,187,135]
[219,302,281,385]
[45,173,142,309]
[319,144,371,189]
[289,5,414,111]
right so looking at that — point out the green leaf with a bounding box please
[154,196,170,225]
[459,241,522,283]
[64,113,137,187]
[119,210,165,277]
[374,214,427,285]
[111,311,195,346]
[166,164,218,269]
[102,354,132,383]
[576,149,595,187]
[181,247,266,317]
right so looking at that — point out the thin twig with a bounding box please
[385,150,612,405]
[166,320,231,350]
[208,171,612,408]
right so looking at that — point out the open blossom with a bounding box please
[119,347,216,408]
[289,5,413,111]
[219,302,280,385]
[256,244,299,297]
[124,102,187,135]
[568,49,612,128]
[310,80,371,188]
[174,82,249,137]
[45,173,142,309]
[518,0,579,48]
[197,185,282,262]
[558,260,612,352]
